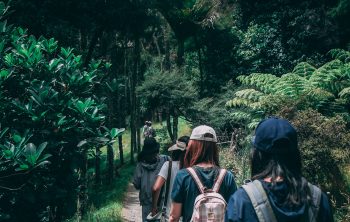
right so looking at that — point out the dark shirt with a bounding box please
[171,166,237,222]
[225,180,334,222]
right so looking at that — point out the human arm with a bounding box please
[169,202,182,222]
[151,176,166,215]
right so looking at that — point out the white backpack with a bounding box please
[187,167,227,222]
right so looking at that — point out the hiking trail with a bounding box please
[121,183,142,222]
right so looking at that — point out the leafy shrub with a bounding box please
[0,2,117,221]
[279,109,350,206]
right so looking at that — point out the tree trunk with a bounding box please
[130,73,136,164]
[164,27,171,70]
[176,38,185,68]
[106,144,114,184]
[77,150,88,221]
[159,108,163,126]
[135,36,142,154]
[84,26,104,67]
[197,40,204,95]
[166,110,174,142]
[130,36,140,163]
[172,113,178,143]
[95,146,101,185]
[137,125,141,153]
[118,136,124,165]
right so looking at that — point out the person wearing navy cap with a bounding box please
[226,117,334,222]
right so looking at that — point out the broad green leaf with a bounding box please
[36,142,48,160]
[24,143,37,165]
[13,134,22,143]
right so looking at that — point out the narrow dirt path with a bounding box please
[121,183,142,222]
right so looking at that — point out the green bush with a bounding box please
[0,2,118,221]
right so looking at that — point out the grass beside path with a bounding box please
[82,163,135,222]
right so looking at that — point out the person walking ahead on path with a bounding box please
[225,117,334,222]
[148,136,190,221]
[133,137,169,222]
[170,125,237,222]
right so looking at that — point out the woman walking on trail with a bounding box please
[225,117,334,222]
[169,125,237,222]
[133,137,170,222]
[147,136,190,221]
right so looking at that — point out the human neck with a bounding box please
[195,162,214,168]
[263,176,284,183]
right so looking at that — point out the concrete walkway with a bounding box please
[121,183,142,222]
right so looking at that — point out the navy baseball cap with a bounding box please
[253,117,298,154]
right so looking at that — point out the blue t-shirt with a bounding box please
[171,166,237,222]
[225,180,334,222]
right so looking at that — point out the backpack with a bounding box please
[242,180,322,222]
[187,167,227,222]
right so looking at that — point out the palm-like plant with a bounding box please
[227,49,350,127]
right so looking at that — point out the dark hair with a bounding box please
[251,146,311,207]
[138,152,158,163]
[184,133,219,168]
[171,136,190,169]
[137,137,160,163]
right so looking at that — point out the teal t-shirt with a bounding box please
[171,166,237,222]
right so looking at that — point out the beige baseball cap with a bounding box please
[190,125,217,142]
[168,140,187,151]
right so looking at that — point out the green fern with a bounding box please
[226,98,250,107]
[229,111,253,122]
[292,62,316,79]
[234,89,264,101]
[329,49,350,63]
[229,49,350,128]
[339,87,350,99]
[237,73,279,93]
[276,73,307,98]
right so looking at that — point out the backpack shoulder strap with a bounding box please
[307,183,322,222]
[187,167,205,194]
[163,160,172,207]
[242,180,278,222]
[212,169,227,192]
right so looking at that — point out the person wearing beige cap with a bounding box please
[147,136,190,222]
[169,125,237,222]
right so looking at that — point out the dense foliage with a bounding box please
[0,0,349,221]
[0,3,122,221]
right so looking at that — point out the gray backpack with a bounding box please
[242,180,322,222]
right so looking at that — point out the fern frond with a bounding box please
[237,73,279,93]
[226,98,250,108]
[306,88,335,101]
[328,49,350,63]
[247,119,261,130]
[229,111,252,122]
[292,62,316,79]
[339,87,350,99]
[234,89,264,101]
[309,62,342,92]
[275,73,307,97]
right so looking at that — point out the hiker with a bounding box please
[169,125,237,222]
[143,121,150,138]
[143,121,156,138]
[133,137,170,222]
[147,136,190,221]
[148,121,156,138]
[225,117,334,222]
